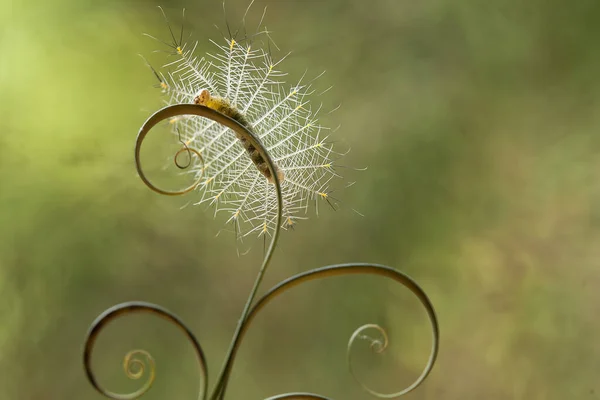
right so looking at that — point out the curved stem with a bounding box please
[219,264,439,399]
[134,104,284,400]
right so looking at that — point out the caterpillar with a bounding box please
[193,88,285,184]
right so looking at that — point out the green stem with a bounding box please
[134,103,284,400]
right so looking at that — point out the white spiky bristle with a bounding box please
[150,23,344,238]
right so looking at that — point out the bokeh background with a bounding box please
[2,0,600,398]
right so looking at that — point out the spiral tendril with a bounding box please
[173,126,196,170]
[222,264,438,400]
[174,145,200,170]
[83,103,439,400]
[347,321,435,398]
[123,350,155,381]
[135,107,208,196]
[83,302,208,400]
[353,324,388,354]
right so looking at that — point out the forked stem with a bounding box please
[82,103,439,400]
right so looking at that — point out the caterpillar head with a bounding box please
[193,89,211,105]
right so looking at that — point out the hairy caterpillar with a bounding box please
[143,4,345,237]
[193,88,285,184]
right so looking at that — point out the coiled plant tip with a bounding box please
[83,302,208,400]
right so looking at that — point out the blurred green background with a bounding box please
[2,0,600,398]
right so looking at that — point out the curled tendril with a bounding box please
[174,126,196,170]
[83,103,438,400]
[350,324,388,353]
[123,350,155,381]
[135,106,209,196]
[174,145,202,170]
[348,323,431,398]
[83,302,208,400]
[216,264,439,400]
